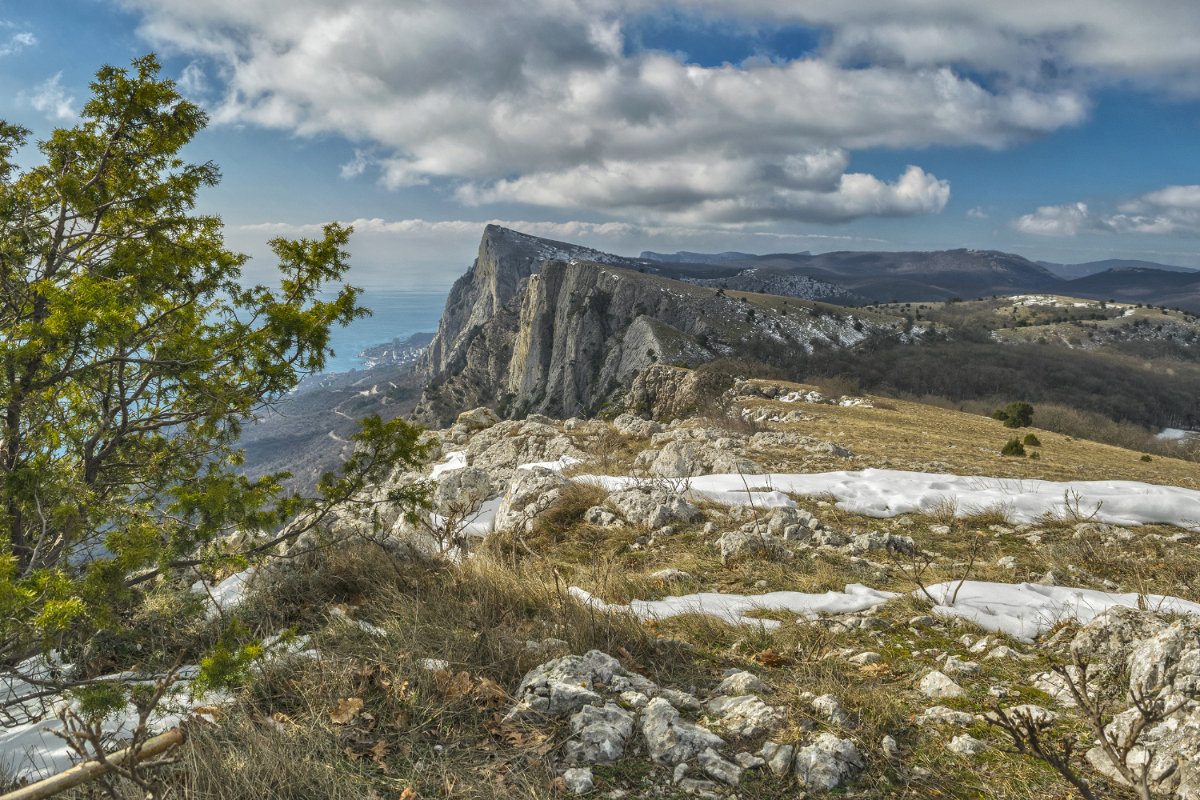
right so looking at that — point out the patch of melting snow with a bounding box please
[923,581,1200,641]
[192,568,256,619]
[570,580,1200,642]
[517,456,583,472]
[568,584,897,628]
[573,469,1200,531]
[430,450,467,479]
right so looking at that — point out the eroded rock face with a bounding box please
[641,698,727,765]
[793,733,863,791]
[494,468,572,533]
[1069,606,1173,667]
[506,650,624,720]
[607,485,703,529]
[1070,612,1200,799]
[1127,621,1200,700]
[432,467,491,515]
[706,695,786,738]
[718,530,793,564]
[565,703,637,764]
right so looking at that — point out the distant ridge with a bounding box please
[1039,258,1200,280]
[640,249,761,264]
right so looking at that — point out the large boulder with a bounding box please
[465,419,585,482]
[494,468,573,533]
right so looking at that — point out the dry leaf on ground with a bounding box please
[330,696,364,724]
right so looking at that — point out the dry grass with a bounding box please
[737,378,1200,487]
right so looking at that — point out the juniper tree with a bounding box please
[0,56,427,675]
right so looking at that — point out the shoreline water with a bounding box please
[320,289,447,373]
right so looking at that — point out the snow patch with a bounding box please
[569,584,897,628]
[576,469,1200,531]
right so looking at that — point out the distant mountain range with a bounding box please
[1037,258,1199,280]
[636,247,1200,311]
[640,249,763,264]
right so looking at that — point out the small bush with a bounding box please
[1023,433,1041,447]
[1001,438,1026,456]
[1141,454,1153,462]
[994,401,1035,428]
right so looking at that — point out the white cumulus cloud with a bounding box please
[1013,186,1200,237]
[117,0,1112,224]
[116,1,1200,224]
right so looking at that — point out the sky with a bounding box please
[3,1,1200,289]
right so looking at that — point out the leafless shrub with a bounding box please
[988,650,1186,800]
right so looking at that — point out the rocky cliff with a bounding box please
[418,225,652,378]
[413,242,900,425]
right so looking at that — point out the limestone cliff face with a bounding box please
[413,241,900,425]
[418,225,650,378]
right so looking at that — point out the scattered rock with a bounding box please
[985,645,1028,661]
[942,655,982,678]
[715,671,769,696]
[919,671,966,700]
[650,567,693,583]
[640,698,725,765]
[760,742,795,775]
[849,651,882,666]
[706,695,786,738]
[584,506,621,527]
[506,650,622,720]
[607,486,703,529]
[565,703,636,764]
[562,767,594,795]
[812,694,851,727]
[718,530,793,563]
[612,413,663,438]
[881,735,901,759]
[793,733,864,791]
[699,747,744,786]
[916,706,974,727]
[947,734,987,755]
[845,531,914,556]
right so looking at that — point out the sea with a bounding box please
[320,289,447,373]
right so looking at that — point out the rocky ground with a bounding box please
[250,369,1200,799]
[9,370,1200,799]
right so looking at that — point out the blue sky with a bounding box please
[3,1,1200,288]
